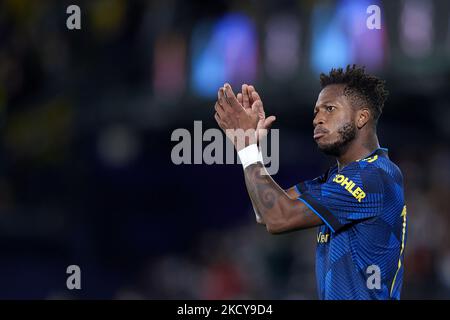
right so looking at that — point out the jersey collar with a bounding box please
[332,147,389,174]
[362,147,389,160]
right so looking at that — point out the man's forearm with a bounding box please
[243,162,300,233]
[242,157,324,234]
[244,172,265,224]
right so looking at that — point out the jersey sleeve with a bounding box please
[295,169,330,195]
[297,162,385,233]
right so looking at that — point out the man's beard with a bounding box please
[318,122,356,157]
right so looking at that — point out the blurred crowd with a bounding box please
[0,0,449,299]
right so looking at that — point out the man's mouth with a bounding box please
[313,133,326,140]
[313,128,329,140]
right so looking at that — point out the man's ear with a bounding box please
[356,108,371,129]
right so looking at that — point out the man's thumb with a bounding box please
[263,116,276,129]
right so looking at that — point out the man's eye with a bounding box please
[326,106,335,112]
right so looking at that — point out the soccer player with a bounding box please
[213,65,407,300]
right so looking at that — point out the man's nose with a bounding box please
[313,113,325,127]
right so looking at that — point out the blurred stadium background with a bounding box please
[0,0,449,299]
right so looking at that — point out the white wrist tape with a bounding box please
[238,144,263,169]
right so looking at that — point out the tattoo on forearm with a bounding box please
[244,163,282,213]
[243,162,323,232]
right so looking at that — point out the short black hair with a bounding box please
[319,65,388,124]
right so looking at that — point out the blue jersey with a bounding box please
[296,148,407,300]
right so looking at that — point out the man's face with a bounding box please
[313,84,357,156]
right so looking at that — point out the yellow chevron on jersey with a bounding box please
[358,154,379,163]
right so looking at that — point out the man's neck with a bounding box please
[336,136,380,171]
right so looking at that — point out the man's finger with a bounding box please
[263,115,276,129]
[215,102,226,119]
[237,93,243,105]
[256,115,276,132]
[214,112,222,125]
[224,83,244,113]
[248,85,259,104]
[251,99,265,119]
[242,84,250,109]
[251,91,266,116]
[251,90,262,102]
[218,87,233,113]
[214,112,227,130]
